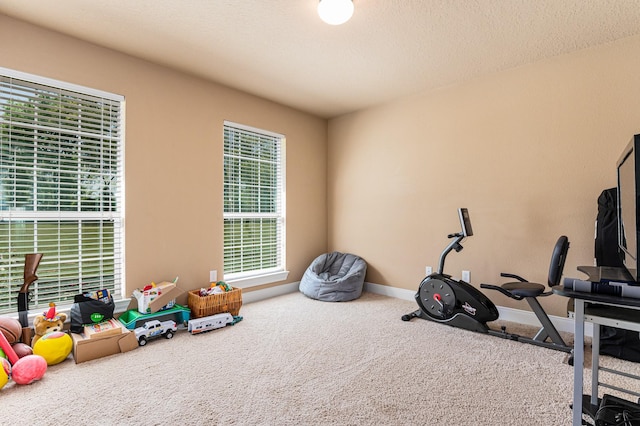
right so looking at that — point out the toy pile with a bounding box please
[0,254,76,390]
[0,314,53,390]
[198,281,233,296]
[133,278,179,314]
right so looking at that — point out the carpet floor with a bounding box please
[1,291,638,425]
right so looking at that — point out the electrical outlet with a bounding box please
[462,270,470,282]
[425,266,433,276]
[209,270,217,282]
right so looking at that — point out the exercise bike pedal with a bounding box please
[401,310,421,321]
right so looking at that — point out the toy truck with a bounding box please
[187,313,243,335]
[134,319,177,346]
[118,304,191,330]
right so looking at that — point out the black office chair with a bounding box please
[480,236,571,352]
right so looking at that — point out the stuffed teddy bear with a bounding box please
[32,303,67,346]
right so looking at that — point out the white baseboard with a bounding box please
[242,281,592,337]
[363,281,592,337]
[242,282,300,304]
[365,282,415,300]
[18,282,590,337]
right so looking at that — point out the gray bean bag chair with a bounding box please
[299,252,367,301]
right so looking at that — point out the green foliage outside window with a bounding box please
[223,124,283,276]
[0,72,123,314]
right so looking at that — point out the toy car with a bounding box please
[134,319,177,346]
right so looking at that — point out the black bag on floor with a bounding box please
[600,327,640,362]
[594,188,640,361]
[70,293,115,333]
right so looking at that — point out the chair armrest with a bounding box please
[500,272,527,282]
[480,283,523,300]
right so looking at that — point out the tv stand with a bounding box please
[553,283,640,425]
[577,265,637,284]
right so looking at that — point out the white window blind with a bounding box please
[0,68,124,314]
[223,122,285,279]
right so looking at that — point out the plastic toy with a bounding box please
[17,253,43,345]
[188,313,242,335]
[199,281,232,297]
[0,331,47,386]
[11,355,47,385]
[133,277,180,314]
[118,304,190,330]
[0,358,10,389]
[0,326,19,365]
[32,331,73,365]
[134,320,177,346]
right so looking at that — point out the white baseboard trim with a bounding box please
[365,282,415,300]
[242,282,300,304]
[363,281,592,337]
[242,281,592,337]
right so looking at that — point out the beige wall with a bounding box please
[5,13,640,319]
[328,35,640,317]
[0,15,328,296]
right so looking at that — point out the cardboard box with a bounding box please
[128,282,187,314]
[132,282,176,313]
[83,318,125,339]
[71,329,138,364]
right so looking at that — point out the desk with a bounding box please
[553,285,640,425]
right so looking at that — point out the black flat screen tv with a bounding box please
[617,134,640,282]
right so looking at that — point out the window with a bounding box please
[223,122,286,286]
[0,68,124,315]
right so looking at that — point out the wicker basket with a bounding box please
[188,287,242,318]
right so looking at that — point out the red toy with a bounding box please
[0,330,47,386]
[11,355,47,385]
[0,327,19,364]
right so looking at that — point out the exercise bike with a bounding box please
[401,208,572,353]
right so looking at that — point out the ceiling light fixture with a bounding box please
[317,0,354,25]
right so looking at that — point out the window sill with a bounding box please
[225,270,290,289]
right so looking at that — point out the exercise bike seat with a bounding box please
[480,274,547,300]
[500,280,546,298]
[481,236,568,298]
[479,236,571,352]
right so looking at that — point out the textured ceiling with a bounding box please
[2,0,640,118]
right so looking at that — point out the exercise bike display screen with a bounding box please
[459,208,473,237]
